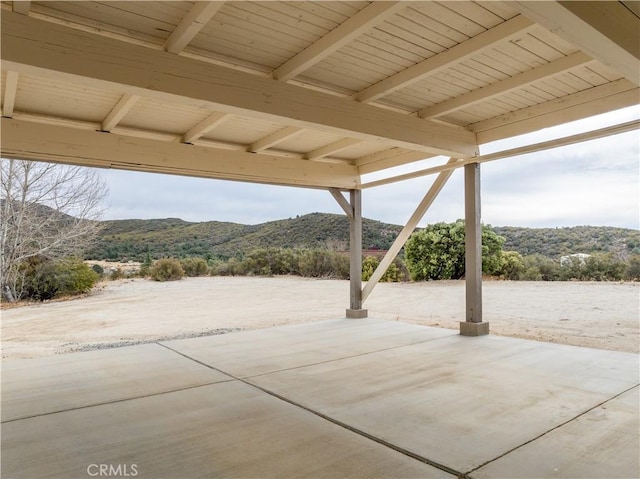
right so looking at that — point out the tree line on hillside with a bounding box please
[94,220,639,286]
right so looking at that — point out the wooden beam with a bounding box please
[1,118,360,189]
[273,1,405,82]
[513,1,640,85]
[360,119,640,188]
[101,93,139,132]
[12,1,30,15]
[1,12,478,158]
[182,112,230,143]
[419,52,593,119]
[329,188,353,220]
[307,138,362,161]
[249,126,305,152]
[464,162,483,326]
[361,158,460,303]
[356,15,536,103]
[163,1,224,54]
[475,83,640,144]
[348,189,365,316]
[2,71,19,118]
[358,150,432,174]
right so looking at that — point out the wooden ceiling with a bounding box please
[2,1,639,188]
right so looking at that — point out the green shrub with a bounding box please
[362,256,399,282]
[25,257,99,301]
[110,267,125,280]
[150,258,184,282]
[298,249,349,279]
[500,251,525,280]
[180,257,209,277]
[625,254,640,281]
[139,252,153,277]
[211,257,247,276]
[91,263,104,276]
[242,248,299,276]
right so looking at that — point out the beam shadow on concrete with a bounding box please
[2,319,638,478]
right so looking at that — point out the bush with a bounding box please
[110,267,125,280]
[500,251,525,280]
[298,249,349,279]
[150,258,184,282]
[211,257,247,276]
[625,254,640,281]
[91,263,104,276]
[242,248,299,276]
[362,256,399,282]
[180,257,209,277]
[405,220,505,281]
[25,257,99,301]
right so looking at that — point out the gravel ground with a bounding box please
[1,277,638,359]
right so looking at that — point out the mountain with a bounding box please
[85,213,403,261]
[85,213,640,262]
[493,226,640,259]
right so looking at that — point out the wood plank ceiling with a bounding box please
[1,1,639,188]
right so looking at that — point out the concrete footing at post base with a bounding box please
[460,321,490,336]
[346,309,368,318]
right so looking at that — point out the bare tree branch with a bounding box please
[1,159,108,301]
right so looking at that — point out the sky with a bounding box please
[100,106,639,229]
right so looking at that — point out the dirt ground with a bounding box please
[1,277,638,359]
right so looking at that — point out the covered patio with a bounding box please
[2,319,638,478]
[1,1,639,477]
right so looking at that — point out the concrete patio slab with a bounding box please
[471,386,640,478]
[1,343,231,422]
[2,319,638,478]
[1,380,452,479]
[162,318,456,377]
[246,331,639,474]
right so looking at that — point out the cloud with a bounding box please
[100,107,640,229]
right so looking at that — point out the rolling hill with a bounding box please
[85,213,640,262]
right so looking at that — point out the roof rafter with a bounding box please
[2,70,19,118]
[307,138,362,161]
[163,1,224,54]
[248,126,305,152]
[1,118,360,189]
[419,51,593,119]
[356,14,536,103]
[101,93,139,132]
[1,11,477,158]
[182,111,231,143]
[475,83,640,144]
[272,1,405,82]
[512,1,640,85]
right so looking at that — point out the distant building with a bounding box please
[560,253,591,266]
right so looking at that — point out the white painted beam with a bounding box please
[474,82,640,144]
[2,71,19,118]
[1,12,478,158]
[12,0,30,15]
[101,93,139,132]
[419,52,593,119]
[273,1,405,82]
[513,1,640,85]
[356,15,536,103]
[361,158,460,303]
[360,119,640,188]
[358,150,431,174]
[329,188,353,220]
[249,126,305,152]
[1,118,360,189]
[182,111,230,143]
[307,138,362,161]
[163,1,224,54]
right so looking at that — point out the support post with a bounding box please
[460,163,489,336]
[347,189,367,318]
